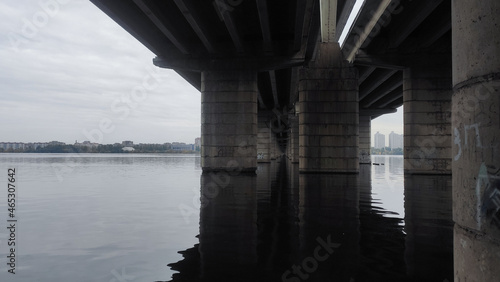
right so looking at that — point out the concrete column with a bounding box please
[286,129,291,161]
[288,114,299,163]
[298,42,359,173]
[403,62,452,174]
[201,71,258,172]
[452,0,500,280]
[359,115,371,164]
[269,132,277,160]
[257,111,271,163]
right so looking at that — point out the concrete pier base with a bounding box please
[452,0,500,280]
[298,43,359,173]
[201,71,258,172]
[359,115,371,164]
[403,62,452,174]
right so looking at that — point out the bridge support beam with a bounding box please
[359,115,371,164]
[201,71,258,172]
[403,61,452,174]
[452,0,500,280]
[299,43,359,173]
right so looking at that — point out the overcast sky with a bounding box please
[1,0,201,145]
[1,0,401,146]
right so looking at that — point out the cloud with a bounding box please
[0,0,201,144]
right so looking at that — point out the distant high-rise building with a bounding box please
[122,140,133,147]
[389,131,403,149]
[374,131,385,149]
[0,142,25,151]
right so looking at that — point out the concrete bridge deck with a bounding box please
[90,0,499,280]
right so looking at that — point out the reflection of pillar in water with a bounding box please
[199,173,257,280]
[297,173,360,280]
[194,155,201,170]
[254,159,302,279]
[404,175,453,280]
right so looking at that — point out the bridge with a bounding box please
[90,0,499,280]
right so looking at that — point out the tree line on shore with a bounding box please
[371,147,403,155]
[0,144,199,154]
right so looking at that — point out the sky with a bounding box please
[1,0,201,144]
[370,107,403,146]
[0,0,402,146]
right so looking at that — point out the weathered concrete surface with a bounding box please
[298,42,359,173]
[403,63,452,174]
[287,114,299,163]
[454,225,500,281]
[452,0,500,280]
[359,115,371,164]
[201,71,258,172]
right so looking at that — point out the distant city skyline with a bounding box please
[389,131,403,149]
[371,106,404,147]
[0,139,199,152]
[372,121,404,150]
[374,132,385,149]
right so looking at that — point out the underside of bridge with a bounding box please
[91,0,499,280]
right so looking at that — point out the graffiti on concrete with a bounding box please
[453,127,462,161]
[452,123,494,161]
[476,163,500,229]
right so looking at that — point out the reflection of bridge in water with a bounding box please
[167,157,453,281]
[90,0,499,279]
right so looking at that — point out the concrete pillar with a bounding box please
[257,111,271,163]
[403,61,452,174]
[201,71,258,172]
[286,128,291,161]
[359,115,371,164]
[287,114,299,163]
[298,42,359,173]
[452,0,500,280]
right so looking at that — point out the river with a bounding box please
[0,153,453,281]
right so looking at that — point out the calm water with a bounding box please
[0,154,453,281]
